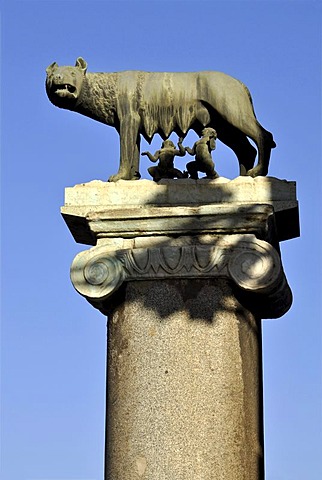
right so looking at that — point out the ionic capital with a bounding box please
[70,234,291,318]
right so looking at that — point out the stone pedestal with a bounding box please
[61,177,299,480]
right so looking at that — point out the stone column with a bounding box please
[61,177,299,480]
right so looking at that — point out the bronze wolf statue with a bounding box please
[46,57,276,181]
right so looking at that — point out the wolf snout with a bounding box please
[53,73,64,83]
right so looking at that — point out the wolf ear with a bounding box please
[75,57,88,74]
[46,62,58,75]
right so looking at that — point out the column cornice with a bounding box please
[61,177,299,245]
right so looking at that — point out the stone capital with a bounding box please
[70,234,291,318]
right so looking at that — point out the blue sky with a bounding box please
[1,1,321,479]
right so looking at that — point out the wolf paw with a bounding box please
[246,165,267,178]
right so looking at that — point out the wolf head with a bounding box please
[46,57,87,109]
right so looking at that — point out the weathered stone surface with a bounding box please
[62,176,299,245]
[63,176,296,209]
[106,279,263,480]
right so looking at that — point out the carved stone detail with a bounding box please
[228,239,281,293]
[70,247,124,301]
[70,234,290,317]
[120,244,225,278]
